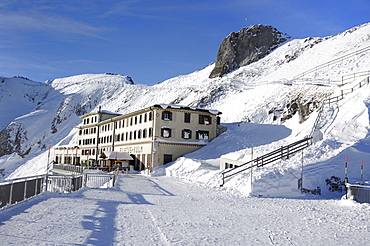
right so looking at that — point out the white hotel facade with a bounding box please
[54,104,222,171]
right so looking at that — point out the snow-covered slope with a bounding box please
[1,23,370,199]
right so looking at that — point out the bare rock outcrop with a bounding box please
[209,25,290,78]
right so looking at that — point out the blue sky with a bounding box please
[0,0,369,85]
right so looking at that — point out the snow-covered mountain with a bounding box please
[1,23,370,198]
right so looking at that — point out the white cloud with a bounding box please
[0,11,106,39]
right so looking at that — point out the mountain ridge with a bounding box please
[0,23,370,198]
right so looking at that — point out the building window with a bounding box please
[134,131,137,140]
[144,113,147,122]
[182,129,192,139]
[161,128,171,138]
[199,115,212,125]
[196,130,209,140]
[149,127,153,137]
[162,111,172,121]
[143,128,147,138]
[225,162,234,169]
[163,154,173,165]
[184,113,191,123]
[139,115,142,124]
[129,131,133,140]
[138,130,142,139]
[135,116,138,125]
[130,118,133,126]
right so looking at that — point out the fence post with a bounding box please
[35,178,38,196]
[221,173,225,187]
[24,179,27,200]
[9,182,13,205]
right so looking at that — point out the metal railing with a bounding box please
[340,70,370,85]
[346,183,370,203]
[324,76,370,106]
[47,175,84,193]
[0,175,45,208]
[293,46,370,79]
[84,173,116,188]
[53,164,85,174]
[221,137,312,186]
[0,171,118,209]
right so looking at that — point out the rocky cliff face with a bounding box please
[209,25,290,78]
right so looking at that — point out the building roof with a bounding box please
[80,109,121,118]
[152,104,222,115]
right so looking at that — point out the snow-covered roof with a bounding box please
[153,104,221,115]
[81,110,121,118]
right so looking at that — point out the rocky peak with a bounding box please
[209,24,290,78]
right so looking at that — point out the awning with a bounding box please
[102,151,134,161]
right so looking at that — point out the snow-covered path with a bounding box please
[0,174,369,245]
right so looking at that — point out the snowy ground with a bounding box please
[0,174,369,245]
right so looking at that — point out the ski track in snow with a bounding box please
[0,174,369,245]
